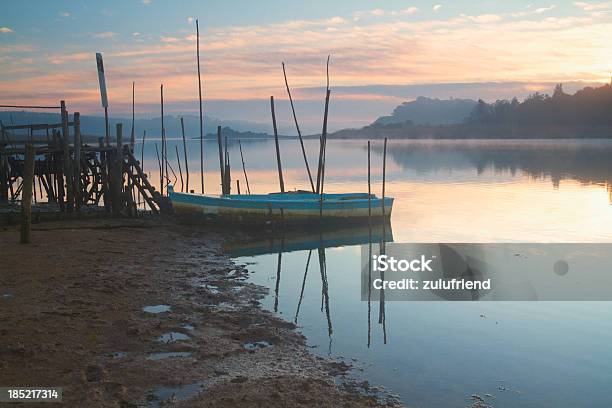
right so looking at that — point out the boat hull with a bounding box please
[169,188,393,227]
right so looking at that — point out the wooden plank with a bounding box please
[20,144,35,244]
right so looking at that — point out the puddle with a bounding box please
[243,340,272,351]
[143,305,171,314]
[157,332,190,343]
[110,351,126,359]
[147,352,192,361]
[182,324,195,331]
[148,382,203,407]
[1,293,13,300]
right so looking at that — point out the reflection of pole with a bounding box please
[294,250,312,323]
[318,247,332,340]
[274,236,285,313]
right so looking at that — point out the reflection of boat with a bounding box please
[225,223,393,257]
[169,185,393,227]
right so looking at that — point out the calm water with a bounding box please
[144,138,612,407]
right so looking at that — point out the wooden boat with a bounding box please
[168,185,393,226]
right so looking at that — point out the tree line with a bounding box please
[465,83,612,126]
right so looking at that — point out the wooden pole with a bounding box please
[0,132,7,203]
[180,117,189,192]
[282,62,314,192]
[130,81,135,152]
[175,145,184,192]
[160,84,166,196]
[270,96,285,193]
[318,89,330,194]
[98,137,110,211]
[238,140,250,194]
[112,123,123,216]
[196,19,205,194]
[382,137,387,217]
[73,112,82,211]
[141,130,146,174]
[368,140,371,221]
[104,106,110,146]
[155,142,162,192]
[224,135,231,194]
[316,56,331,194]
[236,179,241,195]
[216,126,225,194]
[20,143,35,244]
[60,100,73,212]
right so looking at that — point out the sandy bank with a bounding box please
[0,218,399,407]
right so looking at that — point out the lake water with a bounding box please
[144,138,612,407]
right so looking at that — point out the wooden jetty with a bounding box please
[0,100,171,227]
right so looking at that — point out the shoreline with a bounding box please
[0,217,400,407]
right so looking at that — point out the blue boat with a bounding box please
[168,185,393,226]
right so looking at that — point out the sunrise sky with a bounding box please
[1,0,611,132]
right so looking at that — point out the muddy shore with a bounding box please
[0,218,400,407]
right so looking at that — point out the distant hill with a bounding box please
[0,111,272,139]
[332,84,612,139]
[371,96,477,126]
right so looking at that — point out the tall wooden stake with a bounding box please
[181,117,189,192]
[316,55,331,194]
[238,139,250,194]
[196,19,205,194]
[73,112,82,211]
[160,84,166,195]
[130,81,135,151]
[60,100,73,212]
[382,137,387,217]
[175,145,184,192]
[141,130,146,174]
[216,126,225,194]
[224,135,231,194]
[270,96,285,193]
[20,143,35,244]
[104,106,110,146]
[282,62,314,192]
[155,142,162,192]
[368,140,371,221]
[112,123,123,216]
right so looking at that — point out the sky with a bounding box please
[1,0,612,132]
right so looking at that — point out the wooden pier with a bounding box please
[0,101,171,227]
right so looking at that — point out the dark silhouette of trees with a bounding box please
[465,83,612,126]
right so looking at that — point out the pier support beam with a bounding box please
[20,144,35,244]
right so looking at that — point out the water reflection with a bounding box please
[228,138,612,407]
